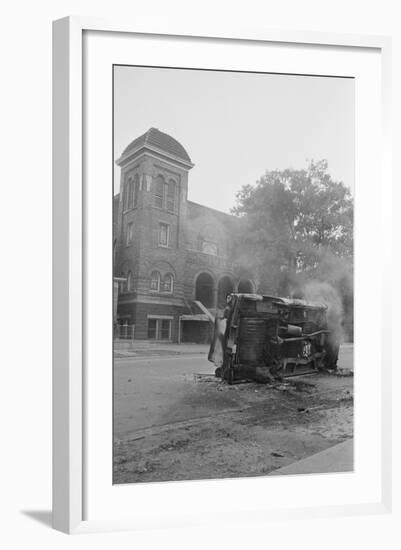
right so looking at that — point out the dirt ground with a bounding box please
[113,347,353,484]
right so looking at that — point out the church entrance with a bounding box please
[195,272,214,308]
[238,278,254,293]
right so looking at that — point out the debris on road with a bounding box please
[331,368,353,377]
[114,344,353,484]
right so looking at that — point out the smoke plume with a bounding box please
[302,280,344,344]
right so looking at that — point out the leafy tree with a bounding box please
[231,160,353,295]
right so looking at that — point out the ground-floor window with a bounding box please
[147,317,172,340]
[147,319,157,339]
[114,320,134,340]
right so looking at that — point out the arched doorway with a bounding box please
[238,278,254,293]
[217,276,235,308]
[195,272,214,308]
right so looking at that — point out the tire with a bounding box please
[324,341,340,370]
[215,366,222,378]
[226,366,234,385]
[222,352,235,384]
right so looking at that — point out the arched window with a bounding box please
[161,273,173,293]
[123,179,129,210]
[152,175,177,211]
[126,222,134,245]
[154,176,165,208]
[167,180,176,212]
[127,178,134,209]
[133,174,140,207]
[150,271,161,291]
[127,271,134,292]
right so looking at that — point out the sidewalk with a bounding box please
[269,438,353,476]
[114,341,209,359]
[114,341,353,365]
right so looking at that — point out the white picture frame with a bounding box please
[52,16,392,534]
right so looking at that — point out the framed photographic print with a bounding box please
[52,17,392,534]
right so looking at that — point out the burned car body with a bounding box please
[208,293,339,384]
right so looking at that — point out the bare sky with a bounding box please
[114,66,354,213]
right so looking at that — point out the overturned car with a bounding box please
[208,293,339,384]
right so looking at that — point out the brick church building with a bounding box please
[113,128,257,343]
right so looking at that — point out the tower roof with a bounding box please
[119,127,193,166]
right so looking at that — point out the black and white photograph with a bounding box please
[1,0,398,543]
[112,64,354,484]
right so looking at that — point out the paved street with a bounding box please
[113,344,353,483]
[114,353,216,438]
